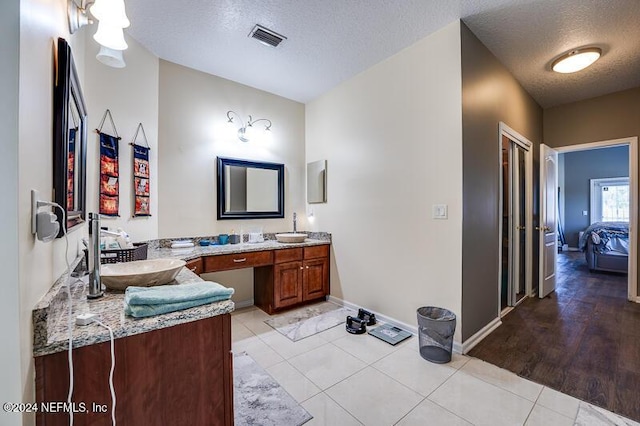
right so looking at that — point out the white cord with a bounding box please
[92,319,117,426]
[51,203,74,426]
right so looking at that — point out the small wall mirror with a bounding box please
[217,157,284,219]
[307,160,327,203]
[53,38,88,236]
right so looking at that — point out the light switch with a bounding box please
[433,204,448,219]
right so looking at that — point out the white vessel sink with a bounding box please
[101,258,186,290]
[275,233,308,243]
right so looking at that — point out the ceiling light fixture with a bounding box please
[226,111,272,143]
[551,47,602,74]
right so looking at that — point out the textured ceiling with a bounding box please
[126,0,640,107]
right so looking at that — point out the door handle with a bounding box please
[233,258,247,263]
[516,225,525,231]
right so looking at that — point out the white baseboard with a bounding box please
[460,317,502,354]
[233,299,255,309]
[327,295,463,354]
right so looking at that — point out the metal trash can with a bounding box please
[417,306,456,364]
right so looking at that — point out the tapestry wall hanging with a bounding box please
[97,110,121,216]
[131,123,151,217]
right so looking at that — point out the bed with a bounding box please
[578,222,629,273]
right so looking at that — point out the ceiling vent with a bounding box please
[249,25,287,48]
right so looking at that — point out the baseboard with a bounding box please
[327,295,463,354]
[460,317,502,354]
[233,299,255,309]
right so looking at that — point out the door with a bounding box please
[539,144,558,298]
[303,258,328,301]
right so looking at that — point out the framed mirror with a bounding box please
[307,160,327,203]
[217,157,284,220]
[53,38,88,237]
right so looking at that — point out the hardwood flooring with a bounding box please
[469,251,640,422]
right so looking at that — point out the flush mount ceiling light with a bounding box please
[226,111,272,143]
[551,47,602,73]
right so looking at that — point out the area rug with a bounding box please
[234,352,312,426]
[574,402,640,426]
[264,301,355,341]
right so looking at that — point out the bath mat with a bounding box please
[233,352,312,426]
[264,302,355,341]
[574,402,640,426]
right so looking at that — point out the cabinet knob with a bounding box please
[300,266,303,270]
[306,266,309,269]
[190,267,197,272]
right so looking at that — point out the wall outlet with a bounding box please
[432,204,448,219]
[582,210,588,216]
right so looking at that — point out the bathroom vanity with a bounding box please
[33,267,234,426]
[177,241,330,314]
[32,235,330,425]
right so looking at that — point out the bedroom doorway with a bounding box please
[498,123,533,314]
[554,137,638,302]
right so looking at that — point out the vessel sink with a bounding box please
[101,258,186,290]
[275,233,308,243]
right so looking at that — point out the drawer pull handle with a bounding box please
[190,267,198,272]
[233,258,247,263]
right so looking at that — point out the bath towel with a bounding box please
[124,281,234,318]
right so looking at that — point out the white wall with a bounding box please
[1,0,21,424]
[157,60,305,304]
[18,0,86,421]
[305,21,463,338]
[84,33,159,241]
[157,60,306,237]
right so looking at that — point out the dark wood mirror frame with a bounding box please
[217,157,285,220]
[53,38,87,237]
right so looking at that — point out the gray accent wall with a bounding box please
[562,146,629,248]
[0,0,21,423]
[460,22,543,342]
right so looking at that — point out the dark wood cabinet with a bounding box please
[35,314,233,426]
[255,245,330,314]
[185,256,203,275]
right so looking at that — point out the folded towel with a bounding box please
[124,294,233,318]
[123,281,234,318]
[125,281,234,306]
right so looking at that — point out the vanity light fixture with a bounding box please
[551,47,602,73]
[226,110,272,143]
[67,0,130,68]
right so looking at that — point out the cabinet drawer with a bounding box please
[304,245,329,260]
[185,257,203,275]
[274,248,303,264]
[204,251,273,272]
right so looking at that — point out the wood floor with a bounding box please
[469,251,640,422]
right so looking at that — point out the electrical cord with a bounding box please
[92,319,117,426]
[49,203,74,426]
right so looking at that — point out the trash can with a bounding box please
[417,306,456,364]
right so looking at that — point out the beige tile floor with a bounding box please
[231,306,637,426]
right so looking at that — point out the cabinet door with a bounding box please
[274,261,303,308]
[303,257,328,301]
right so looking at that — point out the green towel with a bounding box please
[124,281,234,318]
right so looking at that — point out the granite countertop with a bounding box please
[33,233,331,357]
[148,236,331,261]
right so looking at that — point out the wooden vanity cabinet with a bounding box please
[35,314,233,426]
[255,245,329,314]
[185,257,203,275]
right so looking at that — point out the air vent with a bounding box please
[249,24,287,48]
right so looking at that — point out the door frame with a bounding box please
[555,137,638,302]
[498,122,534,316]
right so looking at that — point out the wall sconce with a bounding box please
[67,0,130,68]
[226,110,272,143]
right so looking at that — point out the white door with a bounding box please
[539,144,558,298]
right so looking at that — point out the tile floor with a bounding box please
[231,306,638,426]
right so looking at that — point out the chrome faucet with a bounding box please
[87,213,104,299]
[293,212,297,233]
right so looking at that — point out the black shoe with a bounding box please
[346,316,367,334]
[357,308,377,326]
